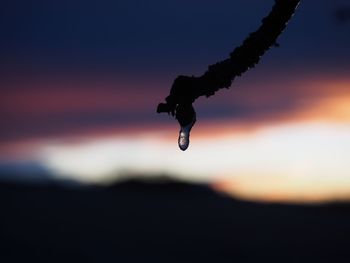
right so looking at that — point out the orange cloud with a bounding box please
[212,174,350,203]
[1,71,350,156]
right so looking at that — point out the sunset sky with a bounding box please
[1,0,350,202]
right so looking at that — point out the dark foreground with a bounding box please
[1,179,349,263]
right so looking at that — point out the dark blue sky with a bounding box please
[1,0,350,146]
[1,0,349,75]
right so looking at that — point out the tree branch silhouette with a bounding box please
[157,0,301,150]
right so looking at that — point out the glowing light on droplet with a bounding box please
[178,129,190,151]
[178,115,196,151]
[178,112,196,151]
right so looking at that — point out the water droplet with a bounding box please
[176,106,196,151]
[178,118,196,151]
[178,128,190,151]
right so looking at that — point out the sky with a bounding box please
[1,0,350,202]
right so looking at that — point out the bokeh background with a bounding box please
[1,0,350,203]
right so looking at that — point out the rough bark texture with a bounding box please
[157,0,301,127]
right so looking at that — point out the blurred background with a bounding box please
[1,0,349,203]
[1,1,350,262]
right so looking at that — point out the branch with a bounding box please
[157,0,301,149]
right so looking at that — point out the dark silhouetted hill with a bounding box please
[1,178,349,263]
